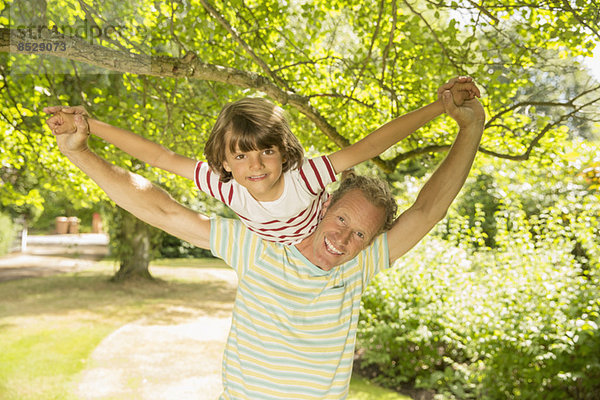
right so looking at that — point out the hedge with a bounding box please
[357,201,600,399]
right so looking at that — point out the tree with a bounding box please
[1,0,598,279]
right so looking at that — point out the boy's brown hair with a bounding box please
[204,97,304,182]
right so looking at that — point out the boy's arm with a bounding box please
[48,113,211,249]
[327,76,480,174]
[43,106,198,181]
[88,118,198,180]
[327,100,444,173]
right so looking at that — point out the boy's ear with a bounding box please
[222,161,232,172]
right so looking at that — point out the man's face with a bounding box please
[297,189,386,271]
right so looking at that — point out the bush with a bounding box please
[357,200,600,399]
[158,232,213,259]
[0,213,16,256]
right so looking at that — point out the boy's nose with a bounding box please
[249,154,263,170]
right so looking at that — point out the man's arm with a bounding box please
[387,90,486,263]
[44,106,197,180]
[49,113,211,249]
[327,76,480,174]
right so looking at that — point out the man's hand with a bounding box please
[437,76,481,106]
[43,105,89,134]
[47,112,90,155]
[45,105,91,154]
[46,111,77,135]
[441,90,485,129]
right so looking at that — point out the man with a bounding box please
[47,82,485,399]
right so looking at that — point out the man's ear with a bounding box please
[320,197,332,219]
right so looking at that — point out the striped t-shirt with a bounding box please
[210,216,389,399]
[195,156,337,245]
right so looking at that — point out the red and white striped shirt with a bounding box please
[194,156,337,245]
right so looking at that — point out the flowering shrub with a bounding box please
[357,199,600,399]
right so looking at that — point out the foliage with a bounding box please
[29,191,98,233]
[2,0,599,168]
[446,140,600,271]
[158,232,213,259]
[357,144,600,399]
[358,233,600,398]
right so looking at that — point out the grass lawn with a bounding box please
[349,375,412,399]
[0,258,410,399]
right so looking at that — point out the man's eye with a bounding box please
[355,231,365,239]
[338,216,345,223]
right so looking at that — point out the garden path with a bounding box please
[76,296,234,400]
[0,234,234,399]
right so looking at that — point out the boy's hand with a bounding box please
[437,76,481,106]
[43,105,89,117]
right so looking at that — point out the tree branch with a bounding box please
[465,0,499,25]
[0,27,353,153]
[380,0,397,82]
[346,0,385,104]
[198,0,291,91]
[560,0,600,42]
[402,0,463,72]
[4,18,594,174]
[486,84,600,127]
[482,93,600,161]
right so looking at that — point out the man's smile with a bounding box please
[324,237,344,255]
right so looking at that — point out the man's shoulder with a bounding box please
[211,216,255,254]
[211,216,270,246]
[361,232,389,265]
[211,215,244,231]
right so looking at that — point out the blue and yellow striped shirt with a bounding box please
[211,216,389,399]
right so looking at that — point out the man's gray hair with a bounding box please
[328,170,397,236]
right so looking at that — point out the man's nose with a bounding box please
[340,228,352,245]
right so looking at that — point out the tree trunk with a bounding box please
[110,208,153,281]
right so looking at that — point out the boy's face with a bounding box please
[222,141,285,202]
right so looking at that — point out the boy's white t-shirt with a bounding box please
[194,156,337,244]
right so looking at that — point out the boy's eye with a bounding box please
[234,154,246,160]
[263,148,275,155]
